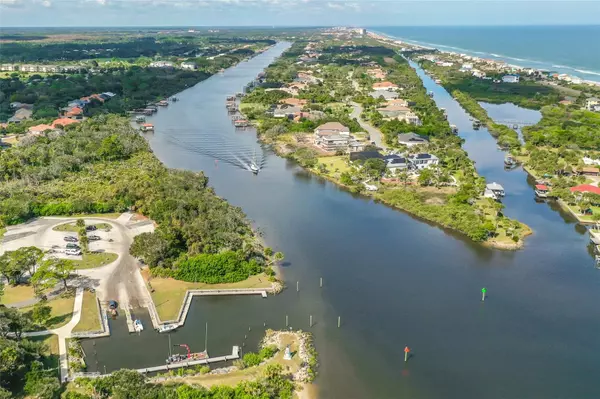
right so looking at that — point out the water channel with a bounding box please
[83,43,600,399]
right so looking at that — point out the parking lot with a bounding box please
[1,214,155,308]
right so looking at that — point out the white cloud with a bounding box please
[0,0,23,7]
[41,0,51,6]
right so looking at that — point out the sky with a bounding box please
[1,0,599,27]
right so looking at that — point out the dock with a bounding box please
[123,307,135,333]
[71,346,240,381]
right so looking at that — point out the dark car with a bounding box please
[86,225,97,231]
[88,235,101,241]
[66,243,80,250]
[64,236,78,242]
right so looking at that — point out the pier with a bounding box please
[71,346,240,380]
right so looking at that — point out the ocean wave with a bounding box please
[573,68,600,76]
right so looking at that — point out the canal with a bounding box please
[84,43,600,399]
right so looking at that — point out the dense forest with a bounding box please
[0,116,263,275]
[523,106,600,149]
[0,36,275,62]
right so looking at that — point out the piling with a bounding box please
[337,316,341,328]
[481,287,487,302]
[309,315,313,327]
[320,277,323,288]
[286,315,289,327]
[296,281,299,292]
[404,346,410,362]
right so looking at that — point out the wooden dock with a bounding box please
[71,346,240,380]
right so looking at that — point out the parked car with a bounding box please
[65,248,82,256]
[86,225,97,231]
[88,235,101,241]
[64,236,78,242]
[66,243,80,250]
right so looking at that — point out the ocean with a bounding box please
[371,25,600,82]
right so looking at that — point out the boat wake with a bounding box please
[166,132,267,173]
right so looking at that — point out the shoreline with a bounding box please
[366,29,600,86]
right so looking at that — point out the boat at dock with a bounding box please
[434,79,442,84]
[504,155,518,168]
[234,119,249,128]
[133,319,144,332]
[486,182,505,198]
[534,184,549,198]
[450,125,458,134]
[428,91,434,97]
[135,115,145,123]
[157,323,178,333]
[140,123,154,132]
[226,95,236,102]
[157,100,169,107]
[472,120,481,130]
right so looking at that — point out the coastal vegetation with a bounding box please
[241,39,529,247]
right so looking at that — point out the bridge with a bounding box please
[493,119,537,127]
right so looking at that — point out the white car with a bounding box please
[65,248,82,256]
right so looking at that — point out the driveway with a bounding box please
[350,102,388,150]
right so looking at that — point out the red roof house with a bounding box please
[570,184,600,195]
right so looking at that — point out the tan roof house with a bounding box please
[315,122,350,136]
[372,81,399,91]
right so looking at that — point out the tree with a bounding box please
[418,168,435,186]
[272,252,284,264]
[9,247,44,278]
[0,252,27,286]
[75,219,85,228]
[130,232,170,267]
[30,301,52,325]
[24,361,61,399]
[0,307,32,339]
[263,247,273,257]
[79,234,89,253]
[0,282,3,302]
[31,258,74,292]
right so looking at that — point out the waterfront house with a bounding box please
[502,74,520,83]
[315,134,350,152]
[1,64,17,72]
[408,153,439,170]
[578,166,600,177]
[472,69,486,79]
[570,184,600,196]
[372,81,399,91]
[181,62,198,70]
[486,182,505,197]
[315,122,350,136]
[397,132,429,147]
[384,154,409,173]
[349,151,383,162]
[273,105,303,119]
[385,98,409,107]
[377,105,421,125]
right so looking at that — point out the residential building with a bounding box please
[372,81,399,91]
[377,105,421,125]
[460,63,473,71]
[502,74,520,83]
[408,153,439,170]
[1,64,17,72]
[51,118,80,128]
[585,97,600,111]
[570,184,600,196]
[273,105,303,118]
[20,64,38,73]
[385,98,409,107]
[397,132,429,147]
[384,155,409,173]
[11,108,33,122]
[149,61,174,68]
[315,134,350,152]
[28,124,54,135]
[38,65,61,73]
[280,98,308,107]
[181,62,197,70]
[472,69,486,78]
[315,122,350,136]
[369,90,399,101]
[366,68,387,80]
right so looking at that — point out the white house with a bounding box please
[384,155,409,173]
[408,153,439,170]
[397,132,429,147]
[460,63,473,72]
[315,122,350,136]
[585,97,600,111]
[502,74,520,83]
[149,61,174,68]
[472,69,486,79]
[181,62,197,70]
[315,135,350,152]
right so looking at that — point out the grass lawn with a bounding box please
[146,272,272,322]
[561,202,600,223]
[53,222,112,232]
[0,284,36,305]
[317,156,351,174]
[72,290,101,333]
[21,290,76,330]
[71,252,118,270]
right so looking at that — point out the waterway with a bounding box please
[83,43,600,399]
[479,101,542,142]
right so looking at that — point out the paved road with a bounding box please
[350,102,388,150]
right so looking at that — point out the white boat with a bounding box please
[249,149,260,174]
[134,319,144,332]
[157,323,178,333]
[534,184,549,198]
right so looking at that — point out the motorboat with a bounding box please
[250,163,259,174]
[534,184,549,198]
[157,323,178,333]
[134,319,144,332]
